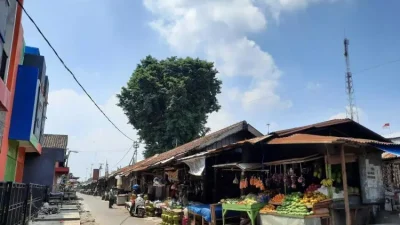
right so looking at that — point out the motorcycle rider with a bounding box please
[129,184,140,214]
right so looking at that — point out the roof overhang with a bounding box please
[55,167,69,174]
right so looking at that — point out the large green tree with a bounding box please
[117,56,222,158]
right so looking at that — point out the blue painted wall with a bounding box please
[24,46,40,56]
[9,65,39,141]
[23,148,65,187]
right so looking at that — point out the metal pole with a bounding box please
[341,145,351,225]
[28,186,33,223]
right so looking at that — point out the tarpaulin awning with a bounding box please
[182,157,206,176]
[373,144,400,157]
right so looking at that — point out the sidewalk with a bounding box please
[31,201,81,225]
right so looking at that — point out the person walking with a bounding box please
[108,188,116,208]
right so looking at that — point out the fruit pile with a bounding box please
[313,167,323,179]
[270,194,285,204]
[331,168,342,184]
[237,198,257,205]
[320,179,333,187]
[305,184,320,193]
[220,198,240,204]
[276,193,312,216]
[260,204,275,213]
[239,178,249,189]
[300,192,327,206]
[250,176,266,191]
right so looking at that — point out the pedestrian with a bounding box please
[108,188,116,208]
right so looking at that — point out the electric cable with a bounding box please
[16,0,134,142]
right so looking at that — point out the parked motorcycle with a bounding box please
[129,194,146,217]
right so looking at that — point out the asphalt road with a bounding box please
[78,193,160,225]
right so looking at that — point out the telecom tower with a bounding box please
[129,141,140,165]
[343,38,359,122]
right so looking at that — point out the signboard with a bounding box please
[359,152,384,204]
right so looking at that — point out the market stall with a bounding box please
[254,155,332,225]
[264,134,388,225]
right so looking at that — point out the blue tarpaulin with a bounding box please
[373,144,400,156]
[187,204,238,222]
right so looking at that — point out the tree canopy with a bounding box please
[117,56,222,158]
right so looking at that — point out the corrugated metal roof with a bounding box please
[133,120,260,171]
[268,134,399,146]
[42,134,68,149]
[178,135,273,161]
[272,119,352,136]
[120,154,160,176]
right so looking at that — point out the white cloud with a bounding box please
[260,0,338,20]
[45,89,143,179]
[144,0,290,129]
[328,107,368,124]
[306,82,321,91]
[143,0,339,131]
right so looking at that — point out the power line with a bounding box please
[353,58,400,75]
[16,0,134,142]
[112,145,133,168]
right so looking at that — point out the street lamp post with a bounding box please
[65,150,78,167]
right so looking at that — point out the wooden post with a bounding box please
[213,168,217,202]
[341,145,351,225]
[284,165,287,195]
[325,150,333,198]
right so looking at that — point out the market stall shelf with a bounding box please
[222,203,265,225]
[259,212,330,225]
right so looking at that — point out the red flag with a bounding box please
[383,123,390,128]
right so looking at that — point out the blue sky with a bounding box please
[21,0,400,179]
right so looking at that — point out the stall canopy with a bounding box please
[182,157,206,176]
[373,144,400,157]
[263,154,323,166]
[212,162,263,171]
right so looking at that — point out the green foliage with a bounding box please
[117,56,222,158]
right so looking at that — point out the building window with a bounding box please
[0,50,8,81]
[0,0,9,43]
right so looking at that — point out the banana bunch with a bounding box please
[320,179,333,187]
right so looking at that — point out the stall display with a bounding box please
[276,193,311,216]
[260,204,276,213]
[161,209,182,225]
[300,192,327,206]
[221,194,266,225]
[270,194,284,205]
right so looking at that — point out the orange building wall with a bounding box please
[15,147,25,182]
[0,1,24,180]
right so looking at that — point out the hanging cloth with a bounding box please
[165,170,179,181]
[182,157,206,176]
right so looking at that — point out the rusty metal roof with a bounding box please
[42,134,68,149]
[272,119,352,136]
[382,152,397,159]
[121,154,160,176]
[268,134,399,146]
[132,120,261,171]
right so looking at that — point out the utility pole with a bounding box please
[267,123,270,134]
[343,38,359,122]
[99,163,103,177]
[105,160,109,178]
[129,141,139,165]
[90,163,93,179]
